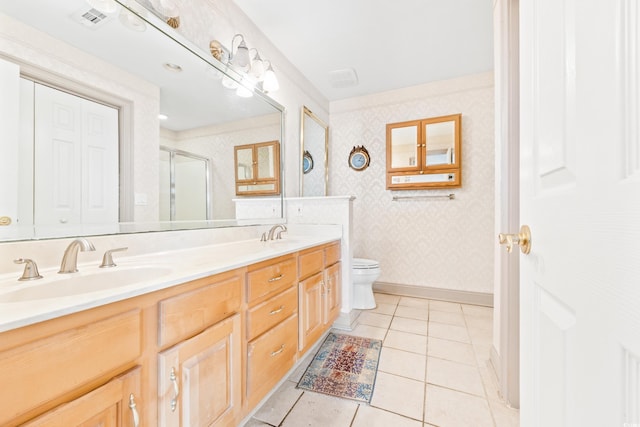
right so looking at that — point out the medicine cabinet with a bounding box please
[235,141,281,195]
[386,114,462,189]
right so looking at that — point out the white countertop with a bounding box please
[0,234,340,333]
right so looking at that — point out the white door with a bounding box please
[34,83,118,227]
[518,1,640,426]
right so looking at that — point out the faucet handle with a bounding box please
[100,247,128,268]
[14,258,43,281]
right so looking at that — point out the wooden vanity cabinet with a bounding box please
[22,367,142,427]
[298,242,342,354]
[157,270,244,427]
[0,240,342,426]
[245,254,299,409]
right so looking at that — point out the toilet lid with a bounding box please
[353,258,380,269]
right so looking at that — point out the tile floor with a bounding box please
[242,293,519,427]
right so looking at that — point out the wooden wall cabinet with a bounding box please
[386,114,462,189]
[234,140,281,196]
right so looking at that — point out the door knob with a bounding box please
[498,225,531,254]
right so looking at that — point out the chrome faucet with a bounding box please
[266,224,287,240]
[59,238,95,274]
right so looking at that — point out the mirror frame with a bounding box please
[300,106,329,196]
[0,0,286,242]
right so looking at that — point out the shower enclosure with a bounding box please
[159,146,211,221]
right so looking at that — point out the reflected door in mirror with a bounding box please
[386,114,461,189]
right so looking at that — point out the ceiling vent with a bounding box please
[71,7,114,29]
[328,68,359,88]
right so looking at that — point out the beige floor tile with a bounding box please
[352,404,422,427]
[384,329,428,355]
[489,397,520,427]
[425,384,494,427]
[468,325,493,347]
[395,305,429,321]
[242,418,273,427]
[359,312,393,329]
[398,296,430,309]
[465,315,493,332]
[345,324,388,341]
[369,302,398,315]
[428,321,471,343]
[428,337,476,366]
[378,347,426,381]
[429,300,462,313]
[429,309,466,327]
[370,371,425,421]
[374,293,401,304]
[461,304,493,318]
[426,357,486,397]
[390,317,429,336]
[253,381,303,426]
[281,392,358,427]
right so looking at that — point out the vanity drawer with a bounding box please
[247,286,298,341]
[298,248,324,279]
[0,309,142,426]
[158,271,242,348]
[247,255,296,305]
[324,242,341,266]
[246,313,298,406]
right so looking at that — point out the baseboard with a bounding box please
[373,282,494,307]
[331,309,361,331]
[490,345,502,388]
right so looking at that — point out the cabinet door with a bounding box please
[298,272,324,353]
[158,314,241,427]
[23,367,141,427]
[324,261,342,325]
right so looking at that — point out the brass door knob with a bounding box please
[498,225,532,254]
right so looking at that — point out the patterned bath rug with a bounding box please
[297,332,382,403]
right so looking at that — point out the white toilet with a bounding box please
[351,258,381,309]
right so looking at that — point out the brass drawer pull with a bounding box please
[269,306,284,315]
[271,345,285,356]
[129,394,140,427]
[268,274,284,282]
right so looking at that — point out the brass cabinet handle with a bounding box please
[269,305,284,315]
[268,274,284,282]
[0,216,11,226]
[498,225,532,254]
[169,367,180,412]
[129,394,140,427]
[271,345,285,357]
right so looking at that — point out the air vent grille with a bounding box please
[71,7,114,29]
[328,68,359,88]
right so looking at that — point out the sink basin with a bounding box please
[0,265,174,303]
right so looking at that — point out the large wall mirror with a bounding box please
[0,0,284,241]
[300,106,328,196]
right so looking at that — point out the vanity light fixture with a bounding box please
[231,34,251,72]
[158,114,168,121]
[263,60,279,93]
[209,35,279,95]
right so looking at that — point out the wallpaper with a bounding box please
[329,73,495,293]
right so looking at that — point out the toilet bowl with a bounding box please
[352,258,381,309]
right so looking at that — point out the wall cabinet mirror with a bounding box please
[300,106,329,197]
[0,0,284,241]
[386,114,461,189]
[235,141,280,195]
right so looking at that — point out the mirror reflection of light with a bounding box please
[158,114,168,121]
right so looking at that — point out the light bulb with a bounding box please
[263,65,279,92]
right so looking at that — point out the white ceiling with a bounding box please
[233,0,495,101]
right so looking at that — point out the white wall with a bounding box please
[329,73,495,294]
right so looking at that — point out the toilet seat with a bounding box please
[353,258,379,269]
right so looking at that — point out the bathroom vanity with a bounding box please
[0,237,341,426]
